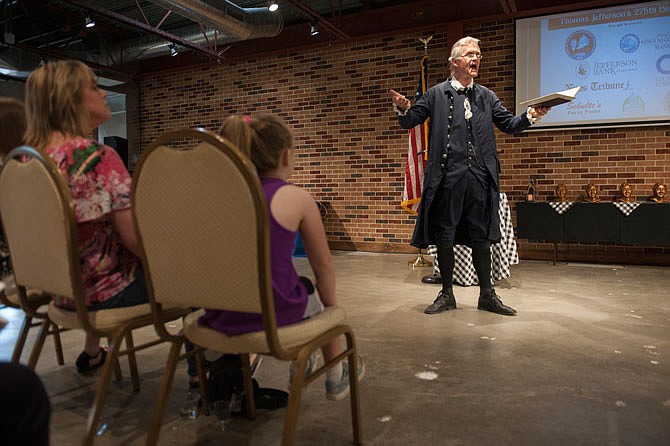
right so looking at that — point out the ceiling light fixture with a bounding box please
[309,20,319,36]
[169,43,178,57]
[268,1,279,12]
[85,16,96,28]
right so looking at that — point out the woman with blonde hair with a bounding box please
[24,60,148,373]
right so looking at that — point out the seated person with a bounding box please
[24,60,149,373]
[200,114,364,401]
[615,181,636,203]
[0,97,27,286]
[554,183,568,202]
[582,183,601,203]
[0,97,25,157]
[648,182,667,203]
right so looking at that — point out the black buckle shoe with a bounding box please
[75,347,108,374]
[424,290,457,314]
[477,289,517,316]
[421,274,442,284]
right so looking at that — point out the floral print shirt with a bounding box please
[45,138,138,309]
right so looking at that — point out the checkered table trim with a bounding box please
[612,201,641,216]
[548,201,575,215]
[426,193,519,286]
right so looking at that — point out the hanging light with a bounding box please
[268,1,279,12]
[309,20,319,36]
[85,16,96,28]
[169,43,178,57]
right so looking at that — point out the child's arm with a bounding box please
[271,184,336,306]
[296,192,336,307]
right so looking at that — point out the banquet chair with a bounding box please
[0,278,65,368]
[132,128,362,446]
[0,146,188,446]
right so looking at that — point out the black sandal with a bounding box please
[76,347,107,373]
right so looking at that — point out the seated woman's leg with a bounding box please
[77,268,150,372]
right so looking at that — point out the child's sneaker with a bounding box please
[288,352,318,388]
[325,357,365,401]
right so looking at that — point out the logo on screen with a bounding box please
[619,34,640,54]
[657,54,670,75]
[575,61,590,79]
[622,94,644,113]
[565,30,596,60]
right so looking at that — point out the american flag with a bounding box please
[401,55,429,215]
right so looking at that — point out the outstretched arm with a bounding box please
[390,88,432,129]
[389,89,411,112]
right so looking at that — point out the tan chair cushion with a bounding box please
[48,301,154,332]
[184,306,347,354]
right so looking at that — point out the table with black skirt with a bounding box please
[515,201,670,263]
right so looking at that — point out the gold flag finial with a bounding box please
[419,36,433,54]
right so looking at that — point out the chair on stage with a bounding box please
[132,128,362,446]
[0,146,187,445]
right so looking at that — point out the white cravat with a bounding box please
[463,95,472,120]
[451,79,474,120]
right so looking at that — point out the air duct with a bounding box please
[148,0,283,40]
[108,0,283,63]
[116,25,239,61]
[0,46,42,78]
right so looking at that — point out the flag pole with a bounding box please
[408,35,433,269]
[408,250,432,268]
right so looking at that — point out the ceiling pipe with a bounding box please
[148,0,283,40]
[119,25,238,60]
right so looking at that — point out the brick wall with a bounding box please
[138,19,670,265]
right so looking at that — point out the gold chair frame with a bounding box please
[0,146,187,445]
[132,128,362,445]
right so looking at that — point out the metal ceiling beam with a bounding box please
[58,0,223,60]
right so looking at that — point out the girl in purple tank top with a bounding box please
[200,114,364,401]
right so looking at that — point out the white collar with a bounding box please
[451,78,474,92]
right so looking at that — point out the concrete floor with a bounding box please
[1,252,669,445]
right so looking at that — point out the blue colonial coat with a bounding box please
[398,79,532,248]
